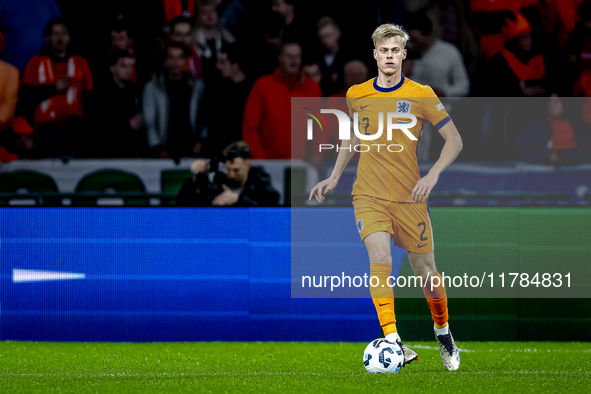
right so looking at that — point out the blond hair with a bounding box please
[371,24,409,48]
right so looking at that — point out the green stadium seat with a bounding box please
[0,170,60,206]
[161,169,192,206]
[284,167,307,207]
[73,169,147,206]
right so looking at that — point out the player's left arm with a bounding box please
[411,121,462,203]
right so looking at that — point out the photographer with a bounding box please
[176,141,280,207]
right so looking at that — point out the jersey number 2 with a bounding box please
[418,222,428,241]
[361,117,370,135]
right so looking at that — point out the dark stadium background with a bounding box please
[1,0,590,344]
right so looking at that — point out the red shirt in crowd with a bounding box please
[23,55,93,125]
[243,69,321,159]
[164,0,195,24]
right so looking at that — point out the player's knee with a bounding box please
[411,257,436,281]
[368,249,392,264]
[414,267,431,282]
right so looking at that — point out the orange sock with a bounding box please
[423,271,449,328]
[370,264,397,335]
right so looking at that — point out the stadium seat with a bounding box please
[0,170,61,206]
[160,169,192,206]
[284,167,307,206]
[73,169,147,206]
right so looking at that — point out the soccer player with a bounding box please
[309,24,463,371]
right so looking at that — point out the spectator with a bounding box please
[111,21,134,52]
[539,0,581,51]
[315,17,352,96]
[92,50,145,157]
[176,141,280,206]
[401,48,421,79]
[545,96,591,166]
[242,42,321,160]
[470,0,515,61]
[568,1,591,97]
[271,0,312,47]
[163,0,196,25]
[54,1,165,87]
[20,18,93,158]
[218,0,246,33]
[194,0,235,82]
[109,3,166,87]
[483,11,547,97]
[412,0,478,76]
[170,16,203,80]
[303,62,322,84]
[516,95,591,165]
[329,60,369,99]
[245,11,285,79]
[109,21,137,83]
[2,117,36,161]
[143,42,205,159]
[405,12,470,97]
[200,43,252,157]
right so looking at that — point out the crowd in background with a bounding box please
[1,0,591,166]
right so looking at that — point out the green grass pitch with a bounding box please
[0,341,589,393]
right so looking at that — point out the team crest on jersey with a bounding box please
[396,100,411,113]
[357,219,364,233]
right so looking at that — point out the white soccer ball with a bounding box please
[363,339,404,374]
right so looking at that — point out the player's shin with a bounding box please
[423,271,449,329]
[369,263,396,335]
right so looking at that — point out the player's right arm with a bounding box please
[309,121,359,203]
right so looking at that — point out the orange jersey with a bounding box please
[346,75,451,202]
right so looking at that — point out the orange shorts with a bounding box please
[353,195,434,254]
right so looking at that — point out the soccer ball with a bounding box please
[363,339,404,374]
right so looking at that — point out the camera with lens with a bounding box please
[187,142,252,206]
[193,156,228,204]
